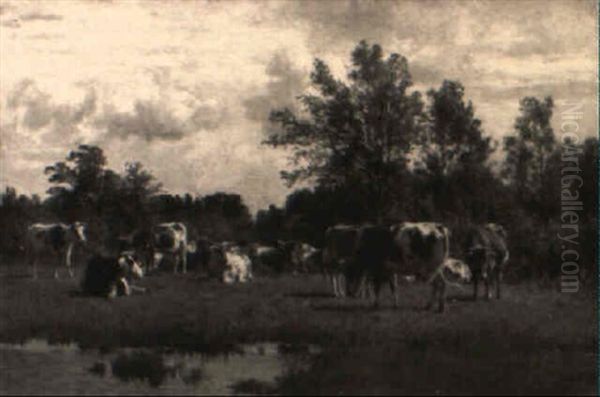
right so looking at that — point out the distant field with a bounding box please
[0,263,596,395]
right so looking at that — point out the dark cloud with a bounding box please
[96,99,225,142]
[243,51,306,133]
[19,12,63,22]
[6,79,96,133]
[95,101,187,142]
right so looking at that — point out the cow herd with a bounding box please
[24,219,509,312]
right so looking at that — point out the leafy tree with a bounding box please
[266,40,424,221]
[502,96,555,209]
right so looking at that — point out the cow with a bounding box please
[152,223,188,274]
[322,225,361,298]
[115,229,154,273]
[81,252,145,298]
[249,242,292,275]
[204,243,253,283]
[464,223,509,300]
[290,242,321,274]
[26,222,87,279]
[388,222,452,312]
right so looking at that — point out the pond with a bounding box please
[0,339,320,395]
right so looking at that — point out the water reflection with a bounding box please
[0,339,318,395]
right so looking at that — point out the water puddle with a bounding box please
[0,339,319,395]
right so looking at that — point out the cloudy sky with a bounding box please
[0,0,597,213]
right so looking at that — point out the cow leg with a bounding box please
[331,274,339,297]
[338,274,347,298]
[425,277,438,311]
[472,273,479,301]
[484,277,492,300]
[437,279,447,313]
[180,246,187,274]
[389,273,399,309]
[65,244,75,278]
[495,270,502,300]
[371,280,381,309]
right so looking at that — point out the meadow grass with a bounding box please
[0,264,595,395]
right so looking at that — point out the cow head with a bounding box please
[71,222,87,243]
[443,258,472,283]
[118,253,144,279]
[485,223,507,239]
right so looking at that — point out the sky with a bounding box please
[0,0,597,214]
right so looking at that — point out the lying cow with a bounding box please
[152,222,188,274]
[26,222,87,279]
[464,223,509,300]
[81,252,145,298]
[205,243,253,284]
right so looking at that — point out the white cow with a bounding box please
[222,246,253,284]
[26,222,87,279]
[152,222,188,274]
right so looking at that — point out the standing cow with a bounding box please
[464,223,509,300]
[152,223,188,274]
[26,222,87,279]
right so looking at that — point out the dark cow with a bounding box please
[464,223,509,300]
[81,253,145,298]
[322,225,361,297]
[152,223,188,274]
[249,242,293,275]
[389,222,453,312]
[26,222,87,279]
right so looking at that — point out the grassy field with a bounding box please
[0,264,596,395]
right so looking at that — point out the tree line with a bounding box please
[1,41,597,283]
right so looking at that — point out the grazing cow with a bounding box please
[204,243,253,283]
[26,222,87,279]
[290,242,321,274]
[322,225,361,298]
[464,223,509,300]
[152,223,188,274]
[81,252,145,298]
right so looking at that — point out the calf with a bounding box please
[322,225,361,298]
[464,223,509,300]
[26,222,87,279]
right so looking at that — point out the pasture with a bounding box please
[0,263,595,395]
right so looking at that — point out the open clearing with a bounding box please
[0,264,596,395]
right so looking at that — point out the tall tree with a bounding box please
[266,40,424,222]
[421,80,492,176]
[502,96,555,208]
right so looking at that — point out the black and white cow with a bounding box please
[152,223,188,274]
[204,243,253,284]
[81,252,145,298]
[464,223,509,300]
[26,222,87,279]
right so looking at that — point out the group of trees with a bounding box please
[1,41,596,282]
[260,41,598,282]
